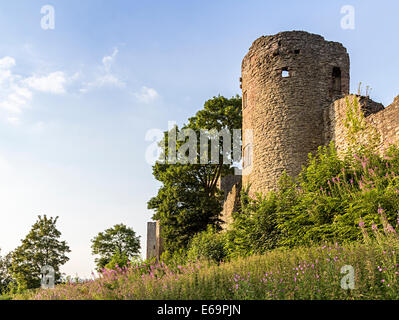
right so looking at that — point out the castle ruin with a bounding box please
[222,30,399,229]
[147,31,399,257]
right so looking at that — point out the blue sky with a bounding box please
[0,0,398,278]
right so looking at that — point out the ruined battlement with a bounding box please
[241,30,350,196]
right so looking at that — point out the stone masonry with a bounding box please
[241,31,350,197]
[146,221,163,261]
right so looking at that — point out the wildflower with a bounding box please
[387,225,397,234]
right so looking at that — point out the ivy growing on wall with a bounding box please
[344,96,381,154]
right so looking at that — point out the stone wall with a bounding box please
[367,95,399,152]
[218,175,242,230]
[241,31,350,196]
[324,94,399,154]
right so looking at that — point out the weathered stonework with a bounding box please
[365,96,399,152]
[218,175,242,230]
[241,31,350,196]
[220,31,399,226]
[146,221,163,261]
[323,95,383,154]
[146,222,156,260]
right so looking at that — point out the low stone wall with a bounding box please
[323,94,399,154]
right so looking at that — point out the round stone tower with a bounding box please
[241,31,350,195]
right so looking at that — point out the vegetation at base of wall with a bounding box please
[224,96,397,257]
[227,143,399,254]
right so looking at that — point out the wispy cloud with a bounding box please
[102,48,118,73]
[0,56,73,125]
[134,86,159,104]
[0,58,32,119]
[0,56,16,69]
[80,48,125,92]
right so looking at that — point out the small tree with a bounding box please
[91,224,141,271]
[0,250,13,295]
[10,215,70,292]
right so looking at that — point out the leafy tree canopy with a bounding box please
[148,95,242,252]
[91,224,141,271]
[10,215,70,291]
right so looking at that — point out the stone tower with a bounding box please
[241,31,350,195]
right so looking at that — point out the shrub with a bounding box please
[160,249,188,268]
[226,190,280,258]
[225,142,399,254]
[104,250,129,270]
[187,227,228,263]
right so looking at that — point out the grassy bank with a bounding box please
[14,234,399,300]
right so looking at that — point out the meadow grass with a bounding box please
[14,233,399,300]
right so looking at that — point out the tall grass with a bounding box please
[14,230,399,300]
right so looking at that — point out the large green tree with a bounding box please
[148,95,242,252]
[10,215,70,291]
[91,224,141,271]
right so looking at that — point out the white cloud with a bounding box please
[102,48,118,72]
[0,57,16,85]
[134,86,159,104]
[24,71,67,94]
[0,57,33,115]
[0,56,16,69]
[0,56,74,124]
[82,74,125,93]
[0,85,32,114]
